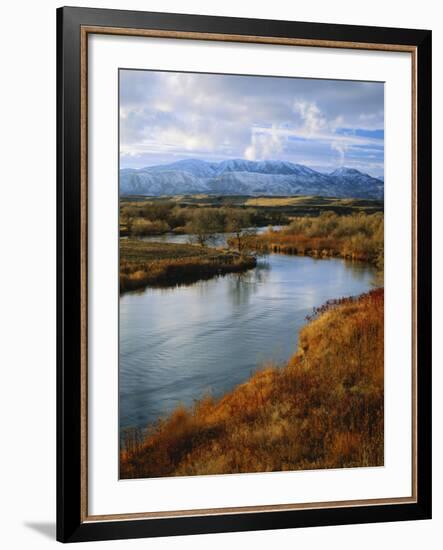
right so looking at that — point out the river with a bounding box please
[119,236,377,433]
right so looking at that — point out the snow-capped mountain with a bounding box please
[120,159,384,199]
[328,168,384,199]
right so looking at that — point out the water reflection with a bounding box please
[120,253,377,432]
[225,261,271,307]
[140,225,282,247]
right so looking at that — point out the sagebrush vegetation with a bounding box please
[120,211,384,291]
[119,196,384,237]
[120,289,384,478]
[239,211,384,267]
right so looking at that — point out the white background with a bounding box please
[0,0,440,548]
[89,34,412,515]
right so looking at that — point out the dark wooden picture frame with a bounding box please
[57,6,432,543]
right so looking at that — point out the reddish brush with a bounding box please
[120,289,384,479]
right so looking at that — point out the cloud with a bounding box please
[331,141,349,165]
[293,100,328,135]
[119,69,384,176]
[244,125,284,161]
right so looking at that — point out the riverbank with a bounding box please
[233,211,384,265]
[120,288,384,478]
[120,239,257,292]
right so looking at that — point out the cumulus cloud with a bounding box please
[331,141,349,165]
[293,100,327,135]
[244,126,284,161]
[119,69,384,177]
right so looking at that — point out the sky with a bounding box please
[120,69,384,178]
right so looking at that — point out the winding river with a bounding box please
[119,235,377,433]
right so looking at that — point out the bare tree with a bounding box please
[224,209,254,252]
[122,213,134,235]
[186,208,224,246]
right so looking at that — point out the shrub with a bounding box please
[245,212,384,266]
[120,289,384,478]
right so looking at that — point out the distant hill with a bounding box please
[120,159,384,200]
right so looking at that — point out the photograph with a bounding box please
[52,5,431,544]
[0,0,436,545]
[118,69,385,480]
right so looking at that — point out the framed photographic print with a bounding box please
[57,6,432,543]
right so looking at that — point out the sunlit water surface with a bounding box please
[120,248,377,432]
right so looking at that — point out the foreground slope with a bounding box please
[121,289,384,478]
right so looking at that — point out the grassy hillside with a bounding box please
[120,288,384,478]
[122,194,383,211]
[243,195,383,214]
[120,239,256,292]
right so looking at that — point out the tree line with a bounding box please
[121,201,256,251]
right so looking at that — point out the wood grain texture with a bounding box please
[80,25,88,523]
[82,25,417,52]
[79,25,418,522]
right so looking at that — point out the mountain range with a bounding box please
[120,159,384,200]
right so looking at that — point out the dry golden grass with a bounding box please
[120,239,256,291]
[244,196,318,207]
[120,288,384,478]
[239,211,384,265]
